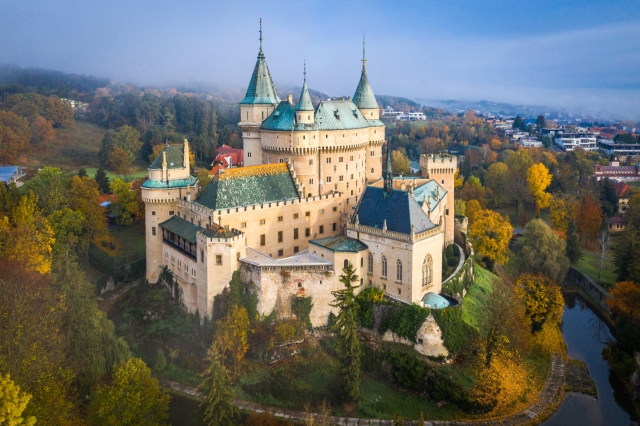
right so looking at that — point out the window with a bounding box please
[178,259,181,268]
[260,235,266,246]
[368,253,373,273]
[332,223,337,231]
[319,209,324,215]
[152,227,156,236]
[305,211,310,217]
[422,255,433,286]
[278,216,283,222]
[169,210,174,216]
[344,259,349,269]
[446,207,449,216]
[248,152,252,157]
[351,190,354,196]
[370,150,374,156]
[294,213,299,219]
[305,228,310,237]
[319,225,324,234]
[294,228,299,239]
[326,158,332,164]
[309,159,313,166]
[278,249,283,257]
[241,222,247,228]
[165,251,169,260]
[260,219,266,225]
[278,231,283,243]
[350,155,353,161]
[360,257,364,267]
[371,168,374,174]
[294,246,299,253]
[151,211,156,216]
[279,158,285,163]
[309,178,314,185]
[339,175,344,182]
[267,156,271,163]
[333,207,337,212]
[200,249,204,262]
[237,252,241,260]
[397,260,403,281]
[398,289,402,295]
[382,256,387,277]
[192,268,196,277]
[350,174,354,180]
[339,157,344,163]
[326,176,332,183]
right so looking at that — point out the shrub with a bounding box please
[154,349,167,372]
[445,244,455,258]
[432,307,478,355]
[380,304,430,343]
[452,244,460,257]
[387,349,429,391]
[447,256,459,267]
[355,286,385,328]
[290,296,313,329]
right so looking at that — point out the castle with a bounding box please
[142,27,457,326]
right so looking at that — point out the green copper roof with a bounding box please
[412,180,447,213]
[240,50,281,105]
[196,163,298,210]
[353,69,378,110]
[261,101,296,131]
[309,235,368,253]
[296,81,314,111]
[160,215,203,244]
[314,100,374,130]
[149,144,185,170]
[141,176,197,189]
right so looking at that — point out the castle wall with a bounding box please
[420,155,458,245]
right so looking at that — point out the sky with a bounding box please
[1,0,640,119]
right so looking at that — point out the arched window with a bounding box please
[360,257,364,267]
[382,256,387,277]
[368,253,373,274]
[397,260,402,281]
[422,255,433,286]
[344,259,349,270]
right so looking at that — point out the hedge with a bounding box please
[379,303,430,343]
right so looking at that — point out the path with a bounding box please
[98,280,139,313]
[160,353,565,425]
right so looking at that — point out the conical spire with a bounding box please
[296,61,314,111]
[353,36,378,110]
[240,19,281,105]
[384,141,393,195]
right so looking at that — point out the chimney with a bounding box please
[287,94,293,104]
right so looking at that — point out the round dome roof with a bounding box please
[422,292,451,309]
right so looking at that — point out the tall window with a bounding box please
[422,255,432,286]
[368,253,373,274]
[344,259,349,269]
[397,260,403,281]
[381,256,387,277]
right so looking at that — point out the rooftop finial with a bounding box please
[259,17,263,51]
[303,60,306,83]
[362,34,367,70]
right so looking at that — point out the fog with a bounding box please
[1,0,639,119]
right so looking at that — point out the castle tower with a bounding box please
[142,141,198,283]
[295,62,314,124]
[239,19,281,167]
[420,154,458,245]
[353,37,380,120]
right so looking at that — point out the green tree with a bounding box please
[98,125,142,169]
[89,358,170,426]
[0,373,36,426]
[536,115,545,129]
[614,227,640,283]
[519,219,570,283]
[94,168,111,194]
[330,262,362,401]
[566,218,582,263]
[484,162,509,207]
[198,343,236,426]
[22,167,70,216]
[110,178,139,226]
[48,207,84,253]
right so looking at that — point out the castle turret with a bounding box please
[295,62,314,124]
[353,38,380,120]
[420,154,458,245]
[239,19,281,166]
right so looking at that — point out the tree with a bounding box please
[454,199,466,216]
[98,125,142,169]
[110,178,139,226]
[22,167,70,216]
[599,178,617,217]
[148,144,165,163]
[519,219,570,283]
[108,146,133,175]
[513,116,524,130]
[390,150,410,175]
[198,343,236,426]
[527,163,552,216]
[614,133,639,144]
[44,96,74,127]
[197,168,212,192]
[549,196,575,232]
[94,168,110,194]
[614,227,640,283]
[575,195,602,247]
[536,115,545,129]
[595,228,612,280]
[69,175,108,251]
[31,116,54,145]
[459,175,485,205]
[330,262,362,402]
[460,155,472,179]
[215,305,250,368]
[89,358,170,426]
[514,274,564,332]
[465,199,481,224]
[484,162,509,207]
[469,209,513,265]
[0,111,31,163]
[566,219,582,263]
[607,281,640,320]
[48,207,84,253]
[0,373,36,426]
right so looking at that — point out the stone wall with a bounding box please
[568,267,611,312]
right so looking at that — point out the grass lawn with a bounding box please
[571,251,616,287]
[462,266,496,330]
[83,166,149,181]
[110,221,147,263]
[628,181,640,188]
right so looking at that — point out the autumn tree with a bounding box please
[89,358,170,426]
[549,196,575,232]
[0,111,31,163]
[519,219,570,283]
[391,149,410,174]
[596,228,612,280]
[0,373,36,426]
[527,163,552,216]
[69,175,108,251]
[31,116,54,145]
[44,96,74,127]
[22,167,70,216]
[198,343,237,426]
[148,143,165,163]
[98,125,142,170]
[110,178,140,226]
[454,199,466,216]
[484,162,509,207]
[469,209,513,265]
[330,262,362,402]
[514,274,564,333]
[216,305,251,369]
[575,195,602,247]
[459,175,485,205]
[465,199,481,224]
[197,168,212,192]
[607,281,640,320]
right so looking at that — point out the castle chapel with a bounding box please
[142,27,458,326]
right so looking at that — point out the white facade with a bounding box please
[554,133,598,151]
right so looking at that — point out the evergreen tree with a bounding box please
[78,168,87,178]
[198,343,236,426]
[566,218,582,263]
[330,262,362,402]
[461,155,472,180]
[94,168,110,194]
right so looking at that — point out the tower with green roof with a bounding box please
[239,18,281,167]
[353,37,380,120]
[295,62,314,124]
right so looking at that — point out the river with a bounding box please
[542,293,637,426]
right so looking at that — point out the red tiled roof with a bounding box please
[99,194,117,204]
[214,145,244,167]
[613,181,631,198]
[608,216,625,224]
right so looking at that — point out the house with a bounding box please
[554,133,598,151]
[210,144,244,175]
[608,216,626,233]
[598,139,640,157]
[0,166,26,187]
[594,162,640,181]
[613,181,631,213]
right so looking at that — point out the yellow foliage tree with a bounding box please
[514,274,564,333]
[216,305,251,364]
[453,169,463,190]
[527,163,552,216]
[469,209,513,265]
[549,196,575,232]
[0,373,36,426]
[148,144,165,164]
[607,281,640,320]
[465,199,482,224]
